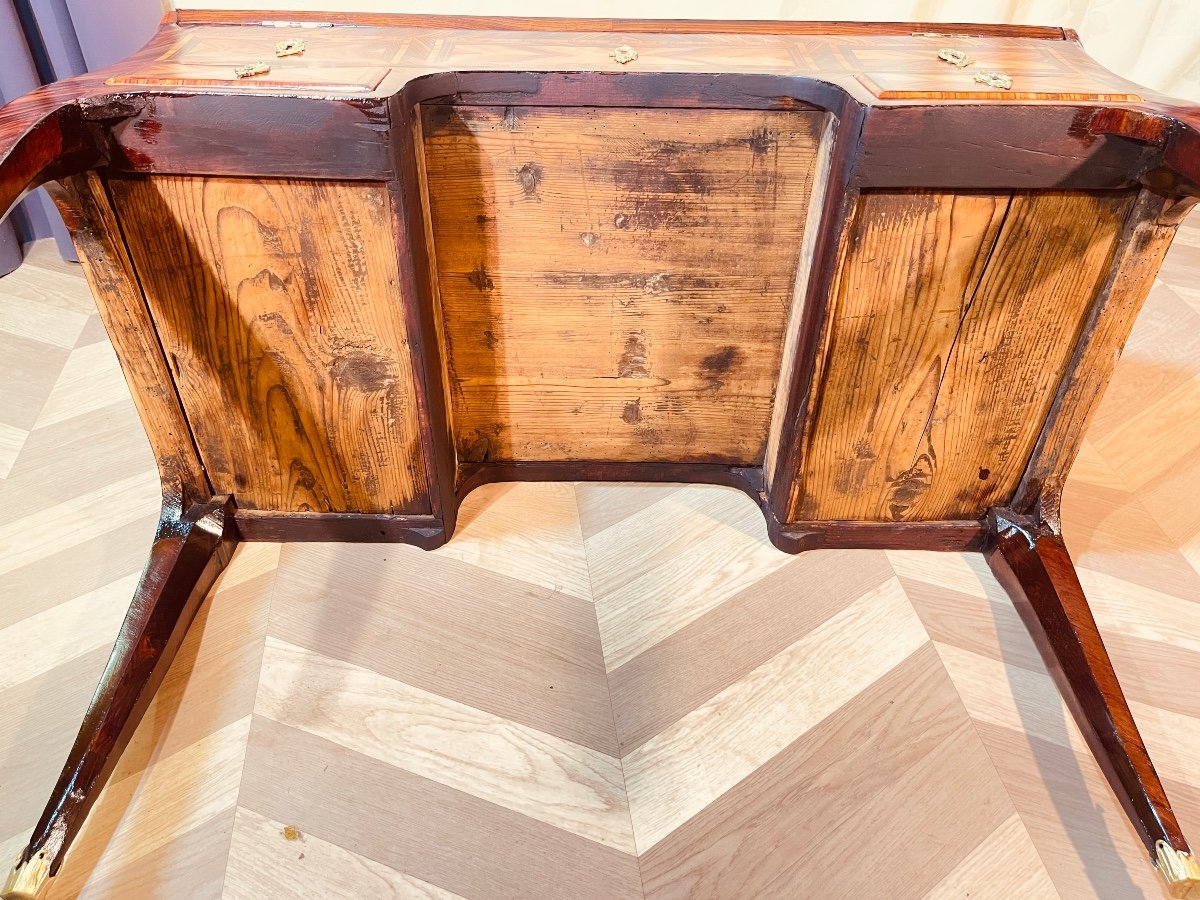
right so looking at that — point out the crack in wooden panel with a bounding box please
[791,188,1134,523]
[419,104,827,464]
[109,175,429,514]
[45,172,212,500]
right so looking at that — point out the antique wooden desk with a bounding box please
[2,11,1200,898]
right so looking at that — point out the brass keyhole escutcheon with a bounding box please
[275,38,306,58]
[234,61,271,78]
[610,44,638,64]
[937,48,973,67]
[974,70,1013,90]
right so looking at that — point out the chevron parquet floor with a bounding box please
[1,223,1199,899]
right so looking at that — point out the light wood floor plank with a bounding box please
[0,291,88,350]
[609,547,893,755]
[239,716,643,900]
[0,469,161,575]
[254,637,635,852]
[588,485,794,671]
[79,811,233,900]
[0,331,69,432]
[574,483,682,542]
[48,717,249,898]
[623,578,928,851]
[640,645,1014,899]
[0,402,154,526]
[269,542,619,755]
[0,422,27,480]
[972,721,1168,900]
[0,572,139,692]
[434,481,592,601]
[924,814,1058,900]
[0,513,156,630]
[32,341,131,430]
[224,807,464,900]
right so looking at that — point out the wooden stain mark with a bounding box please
[516,161,543,198]
[643,273,670,294]
[699,345,742,390]
[331,350,393,392]
[461,422,504,461]
[622,398,642,424]
[888,453,936,520]
[745,127,777,155]
[619,332,650,378]
[133,117,162,143]
[467,264,494,292]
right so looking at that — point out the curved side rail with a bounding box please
[0,92,105,228]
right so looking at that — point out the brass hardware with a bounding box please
[610,44,638,64]
[937,48,973,68]
[2,847,51,900]
[234,62,271,78]
[275,38,306,57]
[1155,841,1200,898]
[974,70,1013,90]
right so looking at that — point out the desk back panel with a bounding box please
[791,188,1134,523]
[419,104,827,466]
[110,175,430,515]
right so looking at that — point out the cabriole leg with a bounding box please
[2,495,237,900]
[985,508,1200,899]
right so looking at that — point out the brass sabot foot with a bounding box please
[1,849,51,900]
[1157,841,1200,900]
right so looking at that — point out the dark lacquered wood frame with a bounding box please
[2,13,1200,899]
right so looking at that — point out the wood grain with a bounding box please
[420,105,825,465]
[622,578,926,850]
[637,644,1014,898]
[240,716,643,900]
[45,173,209,498]
[110,175,429,514]
[254,637,635,852]
[106,65,390,91]
[1016,190,1181,516]
[791,189,1133,523]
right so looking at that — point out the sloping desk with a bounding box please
[1,12,1200,898]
